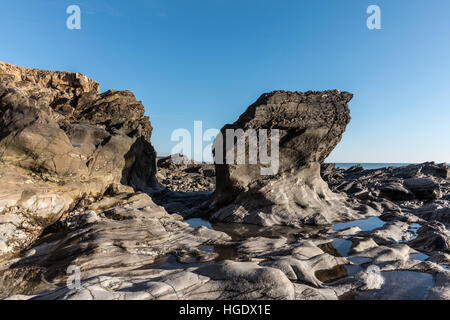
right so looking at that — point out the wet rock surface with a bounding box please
[2,162,449,300]
[156,155,215,193]
[0,62,449,300]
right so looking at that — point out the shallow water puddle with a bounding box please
[332,216,386,232]
[315,264,362,283]
[148,254,217,269]
[347,256,373,265]
[331,238,352,257]
[315,264,348,283]
[149,255,185,269]
[319,238,353,257]
[410,253,429,261]
[344,264,363,276]
[199,245,241,261]
[407,224,422,240]
[186,218,313,243]
[179,219,242,262]
[347,271,434,300]
[185,218,213,229]
[212,222,307,243]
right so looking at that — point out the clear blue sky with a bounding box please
[1,0,449,163]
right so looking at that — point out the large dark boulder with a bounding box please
[209,90,377,226]
[420,162,449,180]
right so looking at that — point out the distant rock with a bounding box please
[156,155,215,194]
[157,154,192,169]
[404,177,441,201]
[320,163,343,184]
[322,162,449,217]
[420,162,449,180]
[380,182,415,201]
[346,164,364,174]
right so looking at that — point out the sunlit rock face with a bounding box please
[0,61,158,257]
[210,90,376,227]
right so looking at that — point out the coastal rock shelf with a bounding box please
[0,62,448,300]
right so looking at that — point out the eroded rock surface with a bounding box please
[0,61,157,258]
[0,191,233,298]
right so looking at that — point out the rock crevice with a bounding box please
[210,90,376,226]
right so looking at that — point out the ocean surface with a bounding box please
[331,163,415,170]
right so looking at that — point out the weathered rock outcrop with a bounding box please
[1,62,448,301]
[0,62,157,257]
[209,90,376,226]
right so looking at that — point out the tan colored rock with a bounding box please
[0,62,158,258]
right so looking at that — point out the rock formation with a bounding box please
[0,61,158,257]
[209,90,375,226]
[321,162,450,225]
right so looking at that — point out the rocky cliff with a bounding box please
[210,90,376,226]
[0,61,157,257]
